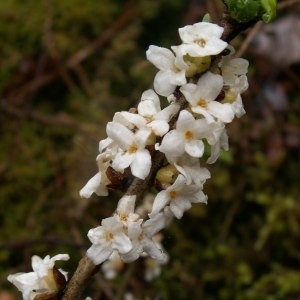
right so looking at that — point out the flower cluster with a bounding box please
[6,19,250,299]
[80,21,249,267]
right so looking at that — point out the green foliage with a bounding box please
[224,0,277,23]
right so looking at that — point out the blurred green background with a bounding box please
[1,0,300,299]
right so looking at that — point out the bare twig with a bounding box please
[62,255,99,300]
[234,21,263,58]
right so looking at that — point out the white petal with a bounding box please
[99,137,114,152]
[146,45,174,70]
[87,243,113,265]
[117,195,136,215]
[134,127,152,146]
[231,94,246,118]
[179,22,223,43]
[170,199,192,219]
[87,226,106,245]
[207,101,234,123]
[149,191,169,217]
[112,233,132,254]
[192,190,208,204]
[50,254,70,263]
[177,109,194,129]
[106,122,134,150]
[120,241,143,263]
[131,149,151,179]
[157,130,185,161]
[195,72,223,102]
[138,89,161,117]
[185,139,204,157]
[144,212,168,236]
[7,272,38,288]
[112,152,133,173]
[148,120,169,136]
[154,103,179,122]
[154,70,177,97]
[142,237,168,263]
[80,173,108,198]
[190,106,215,123]
[113,112,147,129]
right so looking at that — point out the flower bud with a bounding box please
[184,54,211,77]
[155,165,178,189]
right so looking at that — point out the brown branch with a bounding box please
[219,10,257,42]
[62,255,100,300]
[234,21,263,58]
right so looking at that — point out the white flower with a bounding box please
[116,195,144,263]
[220,55,249,94]
[79,150,114,198]
[175,22,227,58]
[115,195,140,224]
[113,111,147,130]
[114,195,143,263]
[138,89,179,136]
[142,212,170,263]
[106,122,152,179]
[156,110,205,162]
[121,211,172,264]
[146,45,187,97]
[119,219,143,263]
[207,126,229,164]
[7,254,69,300]
[230,94,246,118]
[149,174,207,219]
[182,117,228,164]
[180,71,234,123]
[87,216,132,265]
[173,154,211,185]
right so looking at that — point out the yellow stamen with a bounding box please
[195,38,206,47]
[197,99,208,108]
[168,190,177,199]
[128,144,138,153]
[106,232,114,241]
[185,130,194,140]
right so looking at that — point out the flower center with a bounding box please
[168,190,177,199]
[195,38,206,47]
[185,130,194,140]
[119,214,127,222]
[173,65,182,73]
[128,143,138,153]
[106,232,114,241]
[197,99,208,108]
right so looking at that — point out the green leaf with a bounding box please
[224,0,277,23]
[261,0,277,23]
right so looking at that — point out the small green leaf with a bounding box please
[261,0,277,23]
[202,13,212,23]
[224,0,277,23]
